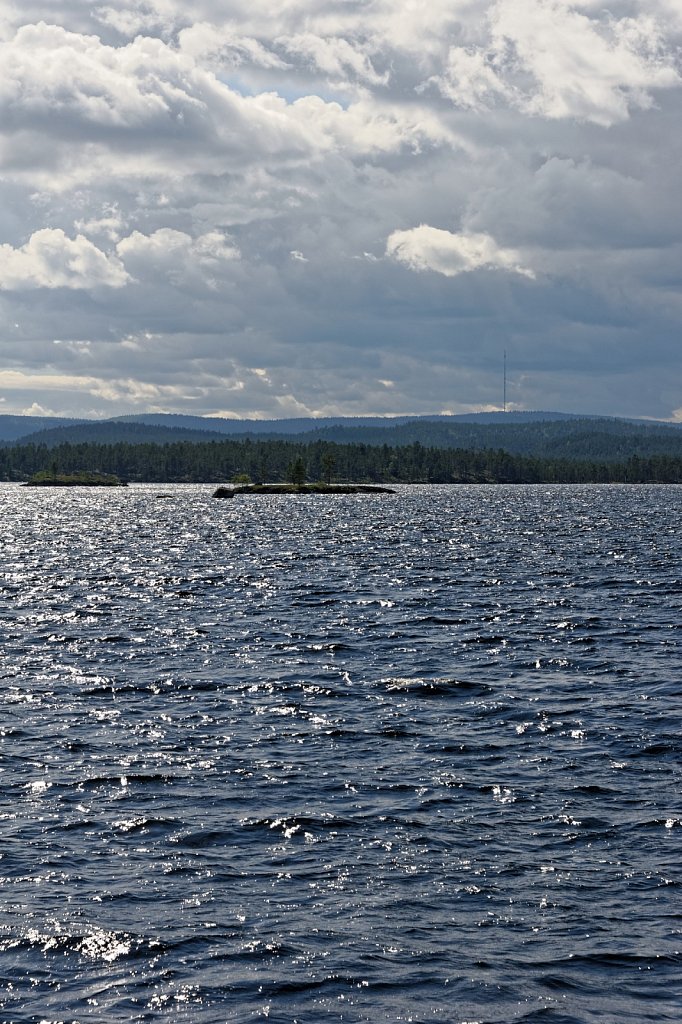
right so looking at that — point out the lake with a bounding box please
[1,483,680,1022]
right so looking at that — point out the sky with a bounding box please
[0,0,681,422]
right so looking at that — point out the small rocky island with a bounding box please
[213,483,395,497]
[25,471,127,487]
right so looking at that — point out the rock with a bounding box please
[212,483,395,497]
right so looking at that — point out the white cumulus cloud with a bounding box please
[0,229,129,290]
[386,226,535,278]
[116,228,240,289]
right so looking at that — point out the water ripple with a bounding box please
[1,483,680,1022]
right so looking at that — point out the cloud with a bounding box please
[117,228,240,277]
[0,2,680,420]
[0,367,207,408]
[74,206,126,242]
[178,22,288,70]
[0,228,129,289]
[386,226,535,278]
[432,0,680,126]
[1,23,182,128]
[492,1,680,125]
[431,47,509,112]
[278,32,387,87]
[0,20,454,195]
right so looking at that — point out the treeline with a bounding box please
[2,438,682,484]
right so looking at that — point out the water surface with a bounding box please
[1,483,680,1022]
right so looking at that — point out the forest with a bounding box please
[2,437,682,484]
[8,413,682,462]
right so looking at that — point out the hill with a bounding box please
[0,414,86,442]
[13,420,230,447]
[108,410,584,434]
[4,410,682,461]
[0,409,585,444]
[291,417,682,460]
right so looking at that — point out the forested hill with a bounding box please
[3,437,682,485]
[1,410,581,444]
[293,417,682,460]
[107,410,585,432]
[14,415,682,461]
[12,420,233,447]
[0,415,86,441]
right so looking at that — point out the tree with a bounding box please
[321,451,336,484]
[287,456,306,485]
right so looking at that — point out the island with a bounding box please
[24,471,127,487]
[213,483,395,497]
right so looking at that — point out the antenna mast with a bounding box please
[503,350,507,413]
